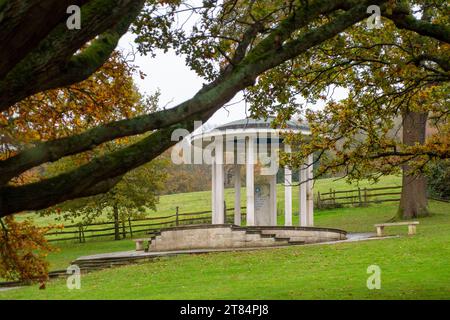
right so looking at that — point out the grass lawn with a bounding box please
[1,200,449,299]
[18,175,403,226]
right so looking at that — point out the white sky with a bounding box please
[118,34,248,128]
[118,33,348,129]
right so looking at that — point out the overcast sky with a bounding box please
[118,34,248,129]
[117,33,348,129]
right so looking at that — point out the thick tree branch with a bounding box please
[0,0,89,78]
[411,54,450,72]
[0,0,380,186]
[0,0,146,111]
[0,0,383,215]
[385,9,450,44]
[0,125,177,216]
[78,175,124,197]
[244,1,382,75]
[0,1,380,185]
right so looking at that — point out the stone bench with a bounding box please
[132,238,152,251]
[374,221,419,237]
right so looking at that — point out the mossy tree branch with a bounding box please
[1,0,449,216]
[385,9,450,45]
[0,0,146,111]
[0,0,380,186]
[0,0,384,215]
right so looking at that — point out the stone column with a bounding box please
[246,136,255,226]
[215,138,225,224]
[234,164,241,225]
[211,155,216,223]
[306,153,314,226]
[284,144,292,226]
[270,172,277,226]
[299,163,307,226]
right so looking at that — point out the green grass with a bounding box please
[2,200,449,299]
[40,202,400,271]
[15,175,403,243]
[19,175,402,226]
[41,174,400,271]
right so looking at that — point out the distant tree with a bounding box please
[0,49,156,282]
[2,0,448,216]
[158,149,211,194]
[248,2,449,219]
[42,148,168,240]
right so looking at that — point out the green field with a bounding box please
[19,174,403,226]
[1,175,449,300]
[15,175,404,242]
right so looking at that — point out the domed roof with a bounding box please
[190,117,310,145]
[213,117,308,132]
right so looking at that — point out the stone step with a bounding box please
[245,230,262,234]
[77,263,113,269]
[288,240,305,245]
[80,264,117,270]
[274,237,290,242]
[48,271,67,278]
[260,233,277,238]
[74,262,135,271]
[0,280,26,288]
[73,256,145,265]
[83,261,132,267]
[147,225,314,252]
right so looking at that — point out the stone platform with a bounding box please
[73,231,388,267]
[1,231,396,290]
[147,224,347,252]
[59,231,396,277]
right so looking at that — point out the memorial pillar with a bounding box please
[246,136,255,226]
[306,153,314,226]
[270,173,277,225]
[284,144,292,226]
[234,164,241,225]
[215,137,225,224]
[299,163,307,226]
[211,155,216,224]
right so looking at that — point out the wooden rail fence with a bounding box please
[41,185,448,242]
[316,185,402,209]
[45,206,247,243]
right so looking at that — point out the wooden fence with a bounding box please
[46,206,247,243]
[316,185,402,209]
[44,185,448,242]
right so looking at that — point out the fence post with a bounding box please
[317,191,321,209]
[364,188,368,206]
[328,188,332,207]
[128,217,133,238]
[113,205,120,240]
[176,206,179,226]
[78,225,82,243]
[81,225,86,243]
[358,187,362,207]
[122,219,126,239]
[332,189,336,207]
[224,201,227,223]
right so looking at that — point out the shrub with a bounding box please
[426,160,450,200]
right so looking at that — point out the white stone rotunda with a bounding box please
[191,117,314,227]
[146,117,346,252]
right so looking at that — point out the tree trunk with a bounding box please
[113,204,120,240]
[398,111,429,219]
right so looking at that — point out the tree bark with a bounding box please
[2,0,448,217]
[0,1,382,216]
[398,111,429,219]
[0,0,146,111]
